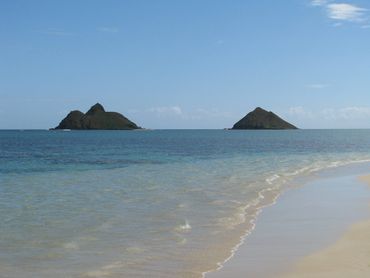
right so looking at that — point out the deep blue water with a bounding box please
[2,129,370,174]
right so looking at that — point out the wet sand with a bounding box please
[206,165,370,278]
[281,175,370,278]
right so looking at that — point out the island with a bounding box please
[53,103,141,130]
[232,107,297,130]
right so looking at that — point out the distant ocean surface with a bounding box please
[2,129,370,278]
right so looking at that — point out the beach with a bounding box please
[207,164,370,278]
[3,0,370,276]
[281,175,370,278]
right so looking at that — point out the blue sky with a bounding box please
[1,0,370,129]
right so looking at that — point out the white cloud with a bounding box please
[97,27,119,33]
[307,83,330,89]
[311,0,329,6]
[148,106,183,117]
[288,106,370,121]
[128,106,233,122]
[332,22,343,27]
[192,108,233,119]
[36,28,74,36]
[327,3,367,22]
[310,1,369,26]
[288,106,314,119]
[336,106,370,119]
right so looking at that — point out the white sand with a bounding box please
[281,175,370,278]
[207,171,370,278]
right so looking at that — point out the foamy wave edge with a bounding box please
[201,158,370,278]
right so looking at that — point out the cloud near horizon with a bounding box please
[129,106,233,120]
[148,106,183,117]
[288,106,370,120]
[124,106,235,128]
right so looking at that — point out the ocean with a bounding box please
[1,129,370,278]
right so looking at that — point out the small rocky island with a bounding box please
[53,103,141,130]
[232,107,297,130]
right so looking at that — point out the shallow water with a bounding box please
[2,129,370,277]
[207,169,370,278]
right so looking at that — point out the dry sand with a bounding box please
[281,175,370,278]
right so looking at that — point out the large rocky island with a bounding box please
[232,107,297,130]
[53,103,141,130]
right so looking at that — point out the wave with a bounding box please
[63,241,79,250]
[174,220,192,233]
[202,157,370,277]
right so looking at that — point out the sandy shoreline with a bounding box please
[207,166,370,278]
[281,175,370,278]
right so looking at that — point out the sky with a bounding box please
[1,0,370,129]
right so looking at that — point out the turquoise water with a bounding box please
[2,129,370,277]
